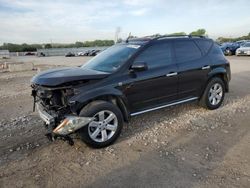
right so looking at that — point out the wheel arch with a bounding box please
[207,68,229,92]
[70,88,130,122]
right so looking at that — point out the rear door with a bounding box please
[123,41,178,113]
[174,39,212,99]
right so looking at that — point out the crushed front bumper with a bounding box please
[36,102,55,125]
[36,102,93,136]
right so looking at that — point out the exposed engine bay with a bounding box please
[31,84,93,145]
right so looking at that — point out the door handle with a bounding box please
[201,65,210,70]
[166,72,178,77]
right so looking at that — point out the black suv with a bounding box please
[31,35,231,148]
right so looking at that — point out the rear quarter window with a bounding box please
[210,43,224,56]
[174,40,202,63]
[195,39,213,54]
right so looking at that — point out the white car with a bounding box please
[77,52,85,56]
[236,42,250,56]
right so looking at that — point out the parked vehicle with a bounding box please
[38,52,45,57]
[89,49,101,56]
[236,42,250,56]
[77,52,85,56]
[25,52,36,56]
[31,35,231,148]
[65,52,75,57]
[220,42,240,56]
[84,50,95,56]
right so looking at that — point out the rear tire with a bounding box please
[78,100,123,148]
[199,77,225,110]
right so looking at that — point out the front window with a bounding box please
[82,44,140,73]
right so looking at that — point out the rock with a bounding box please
[165,152,169,156]
[181,157,185,161]
[16,147,20,151]
[153,139,158,143]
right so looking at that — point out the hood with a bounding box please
[237,47,250,51]
[31,67,110,86]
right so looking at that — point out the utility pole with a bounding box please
[114,27,121,43]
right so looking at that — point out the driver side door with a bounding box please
[122,41,178,113]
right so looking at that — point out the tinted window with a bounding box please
[174,40,202,63]
[195,40,212,54]
[134,42,172,69]
[210,44,224,55]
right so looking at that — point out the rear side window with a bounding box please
[195,40,213,54]
[210,43,224,56]
[174,40,202,63]
[134,42,172,69]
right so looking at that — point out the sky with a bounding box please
[0,0,250,44]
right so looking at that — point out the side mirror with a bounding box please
[130,62,148,72]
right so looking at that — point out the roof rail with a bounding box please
[154,34,206,40]
[125,34,207,43]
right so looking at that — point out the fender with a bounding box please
[69,85,130,121]
[207,66,230,91]
[208,67,227,79]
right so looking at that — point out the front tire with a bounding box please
[78,100,123,148]
[199,77,225,110]
[225,48,232,56]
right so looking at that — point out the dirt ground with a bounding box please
[0,56,250,188]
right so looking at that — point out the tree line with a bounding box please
[0,40,114,52]
[1,29,250,52]
[216,32,250,43]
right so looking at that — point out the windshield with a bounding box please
[243,43,250,47]
[82,44,140,73]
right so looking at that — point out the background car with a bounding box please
[236,42,250,56]
[88,49,101,56]
[65,52,75,57]
[83,50,95,56]
[220,42,240,56]
[77,52,85,56]
[24,52,36,56]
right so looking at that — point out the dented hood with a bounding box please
[31,67,109,86]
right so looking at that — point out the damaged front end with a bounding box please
[31,84,92,145]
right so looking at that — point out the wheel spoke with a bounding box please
[106,124,117,131]
[91,128,101,139]
[212,98,216,105]
[209,95,214,102]
[101,130,108,141]
[98,111,105,121]
[89,121,99,128]
[105,113,115,124]
[216,94,222,101]
[216,87,222,93]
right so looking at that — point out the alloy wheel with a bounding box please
[88,110,118,142]
[208,83,223,106]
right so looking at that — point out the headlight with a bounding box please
[53,116,93,135]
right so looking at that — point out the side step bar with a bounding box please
[130,97,198,116]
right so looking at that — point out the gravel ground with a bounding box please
[0,56,250,188]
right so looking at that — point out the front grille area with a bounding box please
[32,84,72,124]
